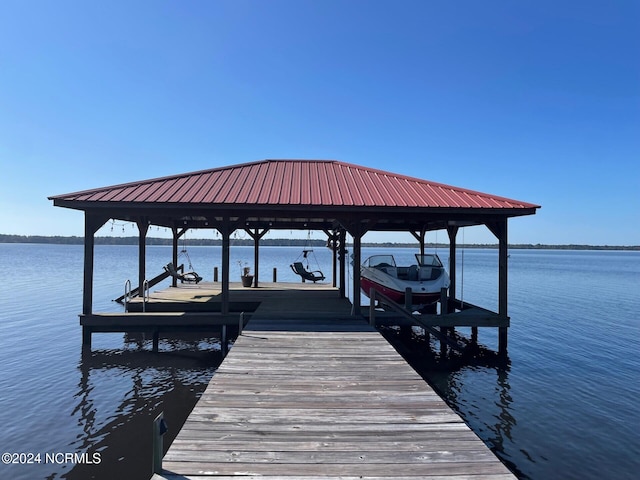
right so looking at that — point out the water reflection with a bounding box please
[379,325,524,478]
[62,336,223,480]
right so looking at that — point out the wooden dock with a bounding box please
[81,282,348,349]
[153,287,516,479]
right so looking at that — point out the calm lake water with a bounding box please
[0,243,638,479]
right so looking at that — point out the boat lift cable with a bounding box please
[295,230,323,272]
[180,233,195,271]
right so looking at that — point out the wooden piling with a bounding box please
[152,330,159,352]
[152,412,167,475]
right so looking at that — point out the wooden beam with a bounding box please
[216,219,243,313]
[324,229,340,288]
[246,228,269,287]
[352,228,363,316]
[82,211,109,346]
[170,226,188,287]
[171,227,179,287]
[221,224,231,315]
[339,229,346,298]
[447,225,459,303]
[82,212,109,315]
[80,312,246,327]
[137,218,149,295]
[338,218,371,316]
[207,218,240,314]
[82,220,95,317]
[487,220,508,354]
[410,227,426,256]
[416,312,509,328]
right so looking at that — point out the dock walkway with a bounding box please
[155,288,515,479]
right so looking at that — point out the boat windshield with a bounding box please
[415,254,443,267]
[364,255,396,268]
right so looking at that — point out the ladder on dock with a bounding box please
[113,264,186,303]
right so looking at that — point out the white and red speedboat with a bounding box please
[361,253,450,308]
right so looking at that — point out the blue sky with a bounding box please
[1,0,638,245]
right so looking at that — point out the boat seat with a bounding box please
[419,267,433,280]
[407,265,419,281]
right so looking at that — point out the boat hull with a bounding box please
[361,275,441,305]
[360,253,450,308]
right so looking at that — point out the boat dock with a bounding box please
[149,283,515,479]
[50,159,540,478]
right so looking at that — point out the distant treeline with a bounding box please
[1,234,638,250]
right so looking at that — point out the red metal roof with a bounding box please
[51,159,539,210]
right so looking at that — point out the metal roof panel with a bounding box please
[50,159,540,212]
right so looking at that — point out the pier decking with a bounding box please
[152,285,515,479]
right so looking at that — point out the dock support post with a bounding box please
[331,232,338,288]
[171,227,183,288]
[410,228,426,257]
[82,221,95,316]
[220,222,232,315]
[488,220,509,355]
[399,287,413,339]
[82,326,92,348]
[80,212,108,349]
[348,224,365,316]
[239,312,244,335]
[369,288,376,326]
[338,229,347,299]
[152,412,167,475]
[153,330,159,352]
[499,220,509,354]
[82,212,109,317]
[404,287,412,311]
[439,287,448,355]
[440,287,448,314]
[325,229,340,288]
[137,218,149,297]
[214,266,218,282]
[246,228,268,288]
[273,267,277,282]
[221,325,228,357]
[447,225,459,303]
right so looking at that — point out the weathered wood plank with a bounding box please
[182,407,462,424]
[194,396,444,409]
[158,316,515,479]
[160,460,512,477]
[80,312,241,327]
[156,474,516,480]
[202,380,429,390]
[168,438,486,451]
[165,449,500,464]
[175,421,473,435]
